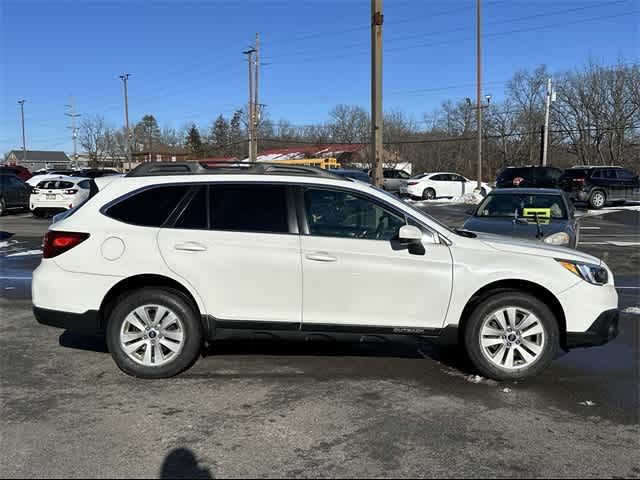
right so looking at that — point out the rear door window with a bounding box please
[174,186,208,230]
[105,185,190,227]
[37,180,75,190]
[209,184,289,234]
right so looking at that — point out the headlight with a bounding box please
[557,259,609,285]
[544,232,570,245]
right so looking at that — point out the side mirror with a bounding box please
[398,225,422,242]
[398,225,437,245]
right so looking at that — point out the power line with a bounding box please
[263,0,629,62]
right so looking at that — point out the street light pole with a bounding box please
[476,0,483,190]
[18,99,26,166]
[542,78,555,166]
[119,73,131,171]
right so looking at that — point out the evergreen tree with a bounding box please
[211,115,231,156]
[229,110,245,158]
[133,114,161,152]
[185,124,204,158]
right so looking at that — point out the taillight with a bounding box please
[43,231,90,258]
[64,189,78,195]
[32,188,40,194]
[408,181,419,185]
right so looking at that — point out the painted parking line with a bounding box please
[0,276,32,280]
[579,227,601,230]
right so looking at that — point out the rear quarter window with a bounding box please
[105,185,190,227]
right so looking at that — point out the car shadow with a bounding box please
[160,448,214,479]
[202,336,476,374]
[59,331,109,353]
[57,331,476,376]
[0,231,15,242]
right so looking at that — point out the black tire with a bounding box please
[422,188,436,200]
[32,209,44,218]
[106,287,203,379]
[463,291,559,381]
[0,197,5,216]
[589,190,606,209]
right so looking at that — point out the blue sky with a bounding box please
[1,0,638,154]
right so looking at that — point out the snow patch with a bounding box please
[622,306,640,315]
[407,191,484,207]
[5,250,42,257]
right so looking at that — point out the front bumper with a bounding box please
[566,309,619,348]
[34,306,103,335]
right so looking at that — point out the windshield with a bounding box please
[411,173,429,180]
[475,193,567,219]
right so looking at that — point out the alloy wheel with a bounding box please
[119,304,185,367]
[479,307,546,371]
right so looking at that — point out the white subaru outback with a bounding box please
[32,162,619,380]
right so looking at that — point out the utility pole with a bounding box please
[371,0,384,187]
[542,77,556,166]
[253,33,260,162]
[18,99,26,166]
[243,46,256,162]
[119,73,131,171]
[65,96,81,169]
[476,0,483,190]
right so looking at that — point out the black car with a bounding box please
[71,168,121,179]
[330,169,372,183]
[496,166,564,189]
[0,173,31,215]
[562,166,640,209]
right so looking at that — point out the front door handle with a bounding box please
[174,242,207,252]
[306,251,337,262]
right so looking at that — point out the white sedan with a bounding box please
[30,176,92,217]
[400,172,492,200]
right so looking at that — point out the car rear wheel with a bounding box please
[422,188,436,200]
[589,190,606,209]
[106,287,203,379]
[464,292,559,381]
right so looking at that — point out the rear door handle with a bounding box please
[174,242,207,252]
[306,251,337,262]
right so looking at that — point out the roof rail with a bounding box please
[126,161,348,180]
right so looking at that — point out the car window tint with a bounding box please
[209,184,288,234]
[616,169,634,180]
[431,174,446,181]
[604,169,617,180]
[106,185,190,227]
[590,170,601,178]
[304,188,406,240]
[175,186,208,230]
[37,180,75,190]
[77,180,91,189]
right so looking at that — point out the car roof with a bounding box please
[489,188,565,195]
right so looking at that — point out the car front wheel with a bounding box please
[464,292,559,381]
[106,287,203,379]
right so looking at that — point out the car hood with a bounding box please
[465,230,600,265]
[463,216,569,239]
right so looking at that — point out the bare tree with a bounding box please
[79,115,109,167]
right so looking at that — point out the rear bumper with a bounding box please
[566,309,619,348]
[34,306,103,335]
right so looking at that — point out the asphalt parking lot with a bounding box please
[1,206,638,478]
